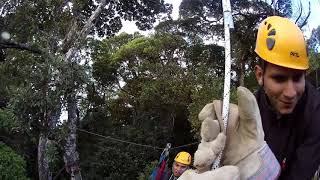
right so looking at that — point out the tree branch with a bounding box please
[298,1,311,28]
[63,0,108,61]
[295,0,303,24]
[0,40,42,54]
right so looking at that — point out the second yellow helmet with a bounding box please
[174,151,191,165]
[255,16,309,70]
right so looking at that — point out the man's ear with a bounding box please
[254,65,264,86]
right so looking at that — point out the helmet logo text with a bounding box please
[290,51,300,58]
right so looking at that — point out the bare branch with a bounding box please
[63,0,108,61]
[270,0,275,6]
[298,1,311,28]
[295,0,303,24]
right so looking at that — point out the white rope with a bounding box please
[212,0,234,169]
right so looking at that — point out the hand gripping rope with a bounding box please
[212,0,234,169]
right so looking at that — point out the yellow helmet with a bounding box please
[255,16,309,70]
[174,151,191,165]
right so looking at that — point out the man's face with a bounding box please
[172,161,188,177]
[255,63,305,115]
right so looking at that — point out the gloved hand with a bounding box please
[178,166,240,180]
[178,99,240,180]
[198,86,280,179]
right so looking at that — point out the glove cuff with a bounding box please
[236,142,281,180]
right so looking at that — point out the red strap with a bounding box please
[281,158,286,171]
[156,160,167,180]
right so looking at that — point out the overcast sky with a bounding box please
[293,0,320,37]
[119,0,320,38]
[119,0,181,35]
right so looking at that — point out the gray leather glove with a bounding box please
[198,86,280,179]
[178,166,240,180]
[178,98,240,180]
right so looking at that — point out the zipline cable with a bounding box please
[212,0,234,169]
[77,128,198,151]
[78,128,163,150]
[170,142,199,150]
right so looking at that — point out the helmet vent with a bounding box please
[267,24,272,30]
[268,29,276,36]
[266,38,275,50]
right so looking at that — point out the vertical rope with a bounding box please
[212,0,234,169]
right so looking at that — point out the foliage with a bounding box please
[0,0,318,179]
[0,106,38,178]
[187,69,238,137]
[1,0,171,179]
[275,0,293,17]
[0,108,19,133]
[0,143,28,180]
[80,32,199,179]
[308,26,320,53]
[244,71,260,91]
[1,0,171,40]
[44,141,60,172]
[188,75,224,137]
[79,124,162,179]
[307,26,320,88]
[137,160,158,180]
[178,0,294,86]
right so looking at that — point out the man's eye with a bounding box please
[272,76,286,82]
[293,74,303,82]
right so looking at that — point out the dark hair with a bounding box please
[256,56,268,73]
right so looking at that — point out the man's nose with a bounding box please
[283,80,297,99]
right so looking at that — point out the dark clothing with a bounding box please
[160,169,176,180]
[255,82,320,180]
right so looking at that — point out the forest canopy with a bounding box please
[0,0,319,179]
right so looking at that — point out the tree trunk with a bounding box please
[64,93,82,180]
[62,2,108,180]
[38,132,52,180]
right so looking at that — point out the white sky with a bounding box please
[119,0,320,38]
[298,0,320,37]
[118,0,181,35]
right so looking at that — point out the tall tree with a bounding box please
[0,0,170,179]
